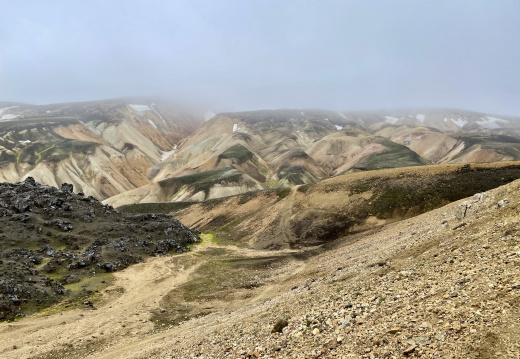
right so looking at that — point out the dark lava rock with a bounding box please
[0,178,200,321]
[61,183,74,193]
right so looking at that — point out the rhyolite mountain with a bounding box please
[106,108,520,207]
[2,101,520,206]
[0,99,203,199]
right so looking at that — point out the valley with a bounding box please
[1,101,520,358]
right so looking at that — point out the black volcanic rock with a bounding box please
[0,177,200,321]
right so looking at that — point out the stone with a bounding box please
[388,327,400,334]
[403,345,417,356]
[323,338,337,349]
[271,318,288,333]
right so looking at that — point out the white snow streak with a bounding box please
[19,140,31,144]
[148,119,157,129]
[415,114,425,123]
[385,116,399,124]
[129,104,151,113]
[476,116,509,129]
[1,114,19,120]
[451,118,467,127]
[161,145,178,161]
[335,125,343,130]
[232,124,238,132]
[150,103,167,125]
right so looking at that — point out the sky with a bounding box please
[0,0,519,115]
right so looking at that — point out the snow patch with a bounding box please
[161,145,178,161]
[0,106,18,115]
[338,112,347,119]
[444,118,448,122]
[129,104,151,113]
[232,124,238,132]
[476,116,509,129]
[19,140,31,144]
[204,111,216,122]
[451,118,467,128]
[335,125,343,130]
[300,112,305,116]
[385,116,399,124]
[415,114,425,123]
[1,114,19,120]
[325,118,329,121]
[150,103,166,125]
[148,119,157,129]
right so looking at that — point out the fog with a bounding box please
[1,0,519,115]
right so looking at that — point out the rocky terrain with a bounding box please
[2,101,520,358]
[1,162,519,358]
[0,177,199,321]
[159,174,520,359]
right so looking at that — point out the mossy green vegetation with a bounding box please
[13,139,98,166]
[118,201,196,213]
[151,253,288,327]
[353,140,428,171]
[218,144,254,164]
[351,164,520,219]
[276,188,291,199]
[158,165,244,198]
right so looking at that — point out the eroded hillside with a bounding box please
[0,100,203,199]
[113,108,520,206]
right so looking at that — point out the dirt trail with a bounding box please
[0,236,305,359]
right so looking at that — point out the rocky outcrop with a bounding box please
[0,177,199,321]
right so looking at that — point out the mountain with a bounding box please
[2,102,520,206]
[106,108,520,206]
[0,99,203,199]
[340,108,520,133]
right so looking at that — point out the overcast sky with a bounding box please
[1,0,519,114]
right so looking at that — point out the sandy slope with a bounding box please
[0,232,305,359]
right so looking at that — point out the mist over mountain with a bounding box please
[2,1,520,358]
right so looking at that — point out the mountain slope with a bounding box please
[2,164,520,357]
[0,99,203,199]
[151,110,432,194]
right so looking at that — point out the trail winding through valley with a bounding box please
[0,235,306,359]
